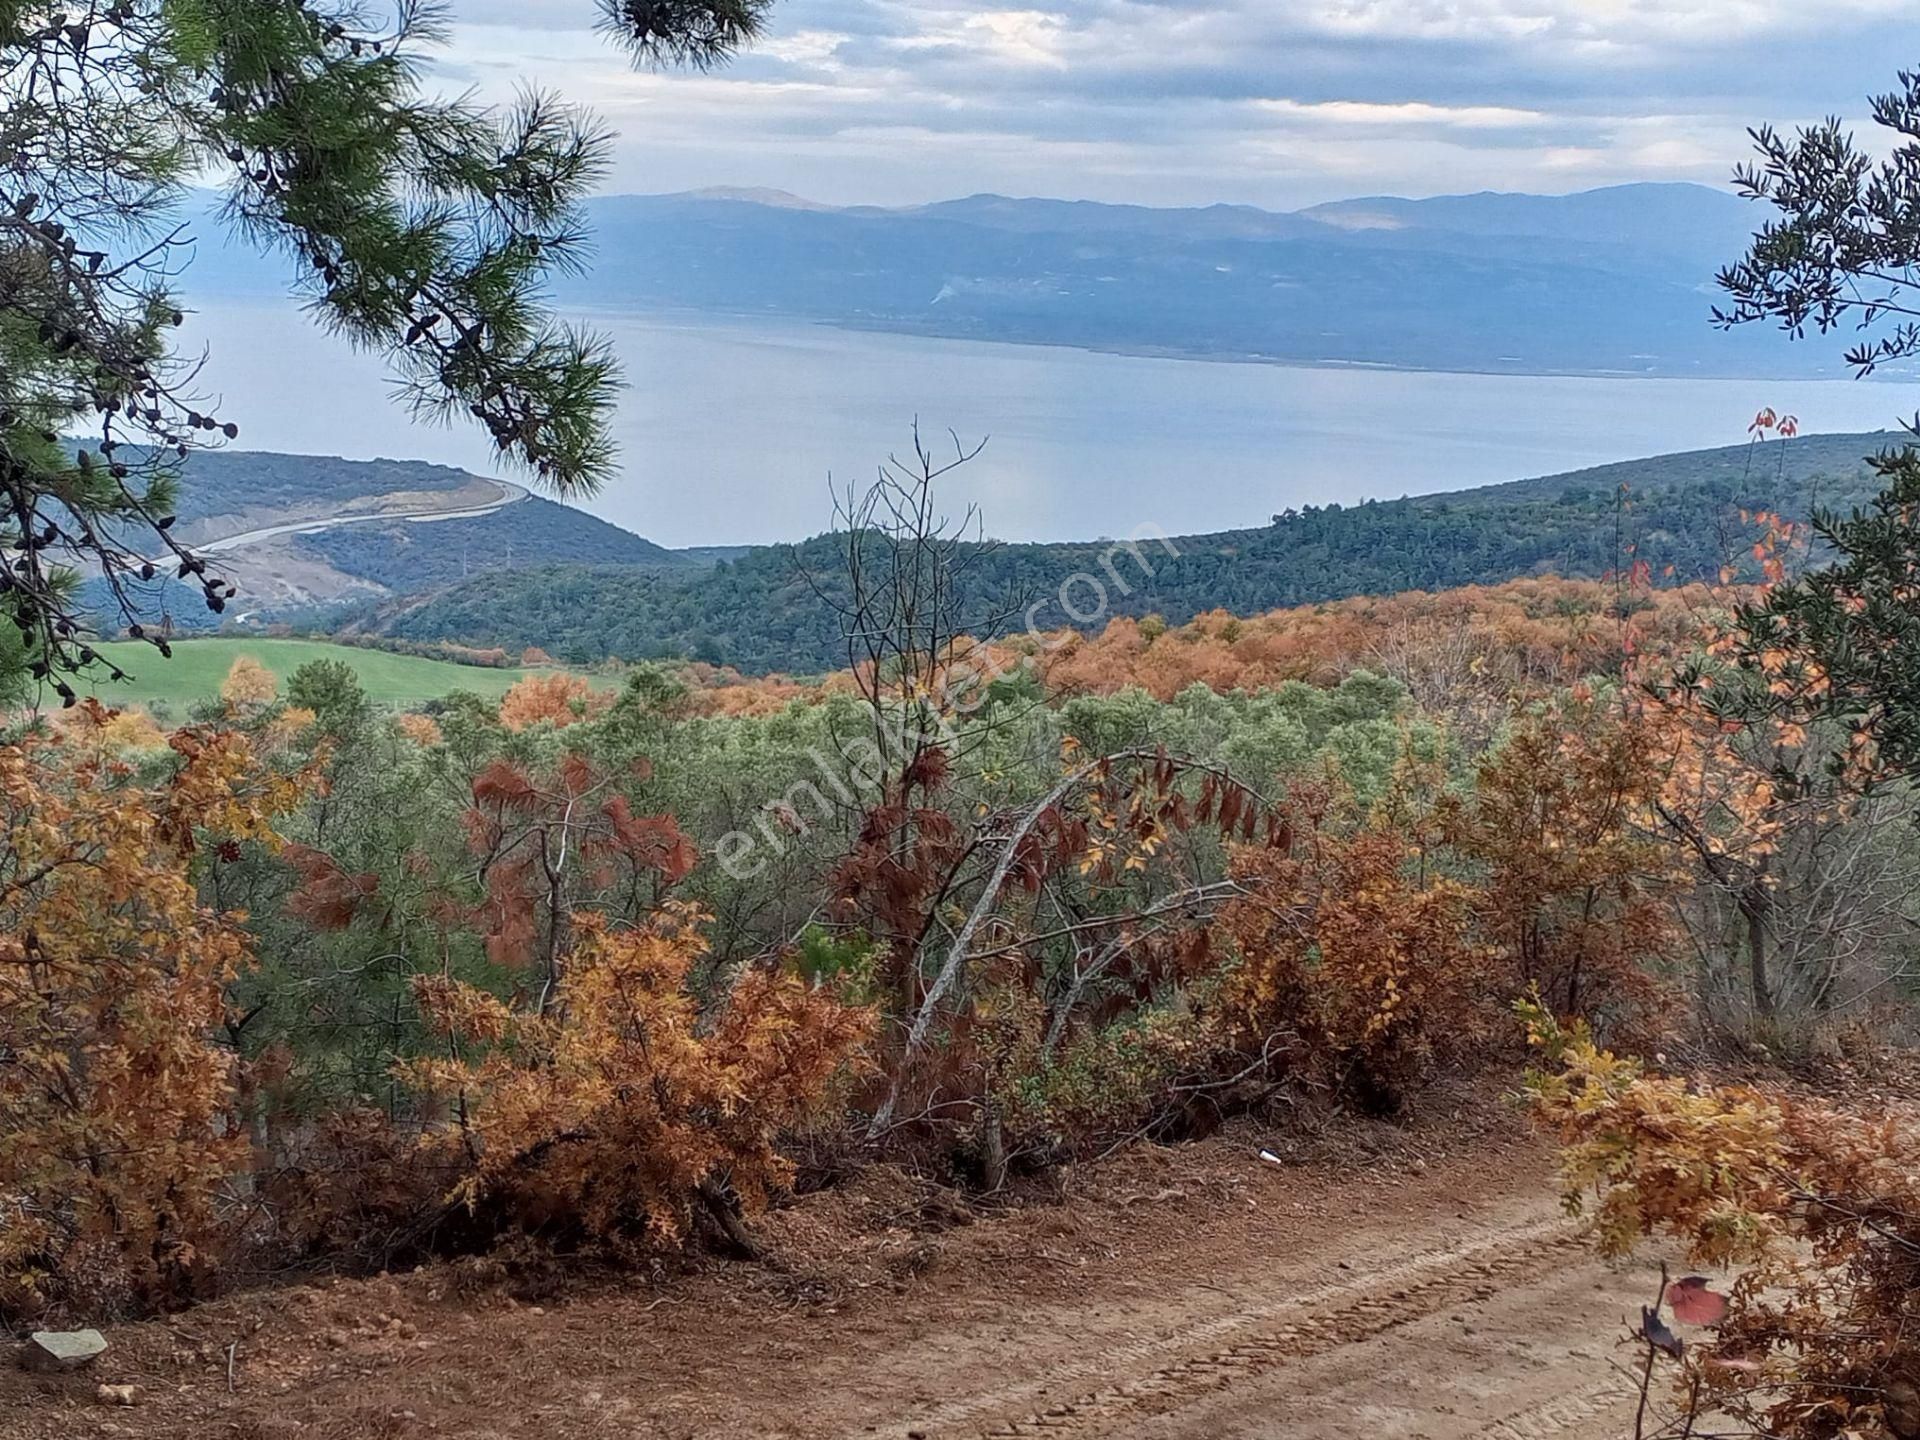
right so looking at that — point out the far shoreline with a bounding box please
[544,299,1914,388]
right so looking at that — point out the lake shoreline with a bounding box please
[546,300,1911,387]
[177,302,1914,549]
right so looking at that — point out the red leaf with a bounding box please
[1666,1276,1728,1326]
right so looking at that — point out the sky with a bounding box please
[429,0,1911,209]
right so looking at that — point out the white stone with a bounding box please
[22,1329,108,1371]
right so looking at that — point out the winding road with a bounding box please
[192,476,528,556]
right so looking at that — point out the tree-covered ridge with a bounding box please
[364,431,1891,673]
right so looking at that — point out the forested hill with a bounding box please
[354,431,1898,674]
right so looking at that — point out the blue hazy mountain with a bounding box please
[186,182,1806,377]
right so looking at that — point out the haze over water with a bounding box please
[190,302,1907,550]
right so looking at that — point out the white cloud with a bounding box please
[1290,0,1907,50]
[757,29,852,67]
[427,0,1900,207]
[963,10,1071,68]
[1254,99,1548,129]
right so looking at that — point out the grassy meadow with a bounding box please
[78,637,595,711]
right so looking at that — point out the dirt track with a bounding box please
[4,1114,1667,1440]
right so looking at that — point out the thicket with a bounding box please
[16,516,1912,1324]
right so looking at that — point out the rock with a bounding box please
[20,1329,108,1372]
[95,1384,138,1407]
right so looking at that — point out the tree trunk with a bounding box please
[695,1175,766,1262]
[979,1103,1008,1193]
[1742,874,1775,1022]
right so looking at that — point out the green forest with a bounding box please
[363,430,1889,671]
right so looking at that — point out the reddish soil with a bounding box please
[2,1092,1666,1440]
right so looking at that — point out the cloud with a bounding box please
[428,0,1901,207]
[1252,99,1549,130]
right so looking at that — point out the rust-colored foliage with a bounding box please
[677,576,1721,718]
[406,908,872,1246]
[0,705,306,1316]
[461,753,696,978]
[999,578,1717,702]
[1220,782,1487,1112]
[497,673,608,731]
[282,843,382,931]
[1525,1005,1920,1440]
[829,742,967,1004]
[1447,692,1677,1030]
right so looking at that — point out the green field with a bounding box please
[80,638,589,711]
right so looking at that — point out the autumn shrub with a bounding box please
[1220,785,1491,1114]
[219,655,280,716]
[394,711,444,748]
[260,1106,471,1269]
[1524,1001,1920,1440]
[0,708,305,1317]
[404,907,872,1251]
[1447,692,1679,1039]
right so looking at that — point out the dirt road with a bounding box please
[4,1116,1665,1440]
[187,478,527,557]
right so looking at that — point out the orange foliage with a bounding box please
[1221,781,1488,1111]
[393,712,443,747]
[219,655,279,714]
[1526,1007,1920,1440]
[263,705,317,748]
[1011,579,1717,702]
[678,577,1721,717]
[54,703,168,753]
[0,705,305,1315]
[668,663,845,718]
[497,673,607,731]
[406,908,872,1246]
[1447,692,1678,1028]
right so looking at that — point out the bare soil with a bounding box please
[2,1093,1665,1440]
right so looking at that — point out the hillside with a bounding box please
[188,182,1813,378]
[82,449,692,627]
[357,430,1896,673]
[287,498,687,593]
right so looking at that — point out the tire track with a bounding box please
[1476,1378,1642,1440]
[873,1214,1585,1439]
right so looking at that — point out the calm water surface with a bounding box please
[184,303,1908,548]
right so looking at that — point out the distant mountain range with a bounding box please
[188,181,1816,378]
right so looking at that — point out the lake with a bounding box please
[183,302,1909,549]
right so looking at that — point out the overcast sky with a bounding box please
[427,0,1910,209]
